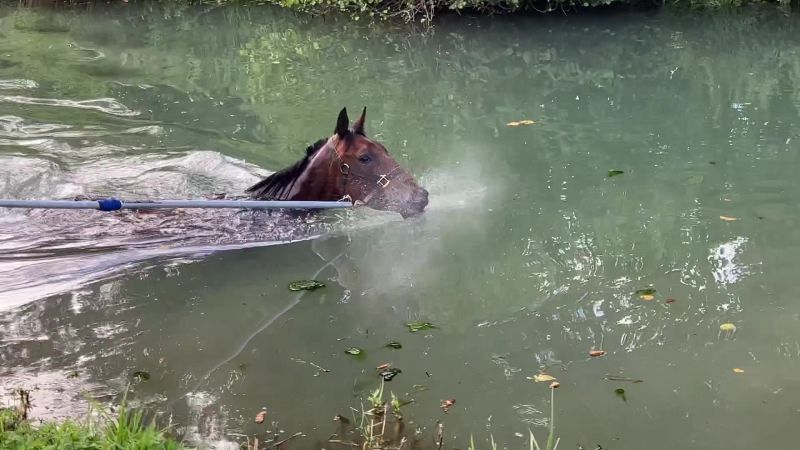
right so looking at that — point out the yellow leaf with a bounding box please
[733,368,744,374]
[719,323,737,332]
[507,119,535,127]
[255,410,267,424]
[640,294,655,301]
[719,215,739,222]
[527,373,557,383]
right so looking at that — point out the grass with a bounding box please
[0,389,184,450]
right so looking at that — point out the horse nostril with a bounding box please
[416,189,429,207]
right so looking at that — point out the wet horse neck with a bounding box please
[286,147,346,201]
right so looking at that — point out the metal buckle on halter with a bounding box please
[340,163,350,176]
[377,174,390,188]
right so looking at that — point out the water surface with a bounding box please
[1,4,800,449]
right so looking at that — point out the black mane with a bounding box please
[245,138,328,200]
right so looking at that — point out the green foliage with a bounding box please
[250,0,795,23]
[0,401,183,450]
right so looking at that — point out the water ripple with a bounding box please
[0,96,139,117]
[0,115,162,139]
[0,79,38,90]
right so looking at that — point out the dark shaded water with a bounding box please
[2,3,800,449]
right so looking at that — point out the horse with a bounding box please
[245,107,429,219]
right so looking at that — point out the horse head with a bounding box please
[246,107,429,219]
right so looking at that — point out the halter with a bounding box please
[329,139,401,204]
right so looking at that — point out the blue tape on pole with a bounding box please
[97,198,123,211]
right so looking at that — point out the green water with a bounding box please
[2,3,800,449]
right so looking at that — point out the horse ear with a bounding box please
[352,107,367,135]
[335,107,349,138]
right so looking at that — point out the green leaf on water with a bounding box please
[636,287,656,300]
[385,341,402,349]
[288,280,325,291]
[406,321,437,332]
[131,371,150,382]
[615,388,627,402]
[607,170,625,178]
[344,347,365,358]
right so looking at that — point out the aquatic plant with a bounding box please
[0,389,184,450]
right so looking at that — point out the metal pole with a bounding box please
[0,199,352,210]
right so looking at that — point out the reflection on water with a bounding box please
[1,3,800,450]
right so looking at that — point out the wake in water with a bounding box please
[0,144,340,307]
[0,147,488,309]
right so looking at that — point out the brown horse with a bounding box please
[245,107,429,218]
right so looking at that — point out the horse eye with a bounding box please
[358,154,371,164]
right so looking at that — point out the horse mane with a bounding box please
[245,138,328,200]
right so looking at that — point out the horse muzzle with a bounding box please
[399,188,429,219]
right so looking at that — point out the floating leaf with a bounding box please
[687,174,704,185]
[733,368,744,374]
[440,398,456,412]
[528,373,557,383]
[412,384,429,391]
[589,350,606,357]
[344,347,364,357]
[636,288,656,300]
[255,410,267,424]
[131,371,150,382]
[288,280,326,291]
[607,170,625,178]
[719,323,737,332]
[719,215,739,222]
[406,321,437,332]
[67,371,80,379]
[549,381,560,389]
[385,341,402,349]
[614,388,627,402]
[665,298,676,304]
[507,119,535,127]
[379,368,402,381]
[376,362,391,371]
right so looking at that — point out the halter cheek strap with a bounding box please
[329,140,400,204]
